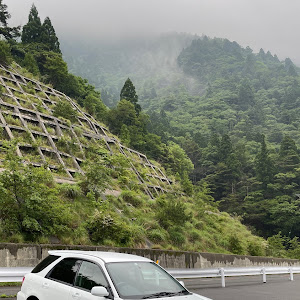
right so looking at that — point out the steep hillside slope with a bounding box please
[62,34,300,245]
[0,63,171,198]
[0,62,268,256]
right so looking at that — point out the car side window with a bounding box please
[47,258,80,285]
[75,260,108,291]
[32,255,59,273]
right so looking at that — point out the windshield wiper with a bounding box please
[142,291,187,299]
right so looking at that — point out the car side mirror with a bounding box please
[179,281,185,287]
[91,286,110,297]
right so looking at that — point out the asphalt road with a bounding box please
[2,274,300,300]
[0,285,18,298]
[183,274,300,300]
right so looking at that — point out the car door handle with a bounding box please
[72,292,81,299]
[42,282,49,289]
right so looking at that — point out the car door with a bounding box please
[41,258,81,300]
[69,260,110,300]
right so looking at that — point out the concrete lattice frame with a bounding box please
[0,65,173,198]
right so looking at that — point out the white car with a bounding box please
[17,250,212,300]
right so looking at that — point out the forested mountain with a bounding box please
[62,33,300,246]
[0,1,275,256]
[62,33,203,107]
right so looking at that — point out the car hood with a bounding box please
[116,292,213,300]
[174,293,212,300]
[138,293,212,300]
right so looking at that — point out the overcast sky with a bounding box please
[7,0,300,64]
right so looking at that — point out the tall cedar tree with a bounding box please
[255,135,274,189]
[22,5,60,53]
[279,135,300,173]
[21,4,44,44]
[42,17,61,53]
[120,78,141,114]
[0,0,20,40]
[238,79,255,111]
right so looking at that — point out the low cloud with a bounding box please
[7,0,300,64]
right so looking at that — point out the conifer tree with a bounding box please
[238,79,255,111]
[258,48,265,60]
[255,135,274,189]
[42,17,61,53]
[21,4,45,44]
[0,0,20,40]
[279,135,300,173]
[120,78,141,114]
[22,5,61,53]
[218,134,232,162]
[285,58,298,76]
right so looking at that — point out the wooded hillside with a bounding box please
[63,32,300,252]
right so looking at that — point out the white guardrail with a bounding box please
[1,266,300,287]
[0,267,33,283]
[168,267,300,287]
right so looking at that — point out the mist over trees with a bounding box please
[2,0,300,256]
[62,32,300,246]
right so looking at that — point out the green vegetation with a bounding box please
[0,141,266,254]
[147,37,300,241]
[120,78,141,114]
[62,33,300,256]
[53,100,78,122]
[2,1,300,258]
[21,4,60,53]
[0,0,20,41]
[0,294,16,298]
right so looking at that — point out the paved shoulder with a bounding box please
[0,285,19,298]
[187,274,300,300]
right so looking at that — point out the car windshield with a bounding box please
[106,262,189,299]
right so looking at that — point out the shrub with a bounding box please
[86,210,132,246]
[121,190,143,207]
[0,41,12,66]
[53,100,78,122]
[247,241,265,256]
[80,158,111,197]
[0,149,73,240]
[266,233,286,257]
[59,183,82,200]
[169,228,186,246]
[118,175,130,186]
[156,195,191,229]
[73,126,83,136]
[228,235,244,255]
[148,229,167,243]
[189,229,202,242]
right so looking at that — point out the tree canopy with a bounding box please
[0,0,20,40]
[120,78,141,114]
[22,4,61,53]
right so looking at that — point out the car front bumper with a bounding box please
[17,291,26,300]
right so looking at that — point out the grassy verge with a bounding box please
[0,283,21,287]
[0,294,17,299]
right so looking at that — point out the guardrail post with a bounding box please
[262,267,266,283]
[289,268,294,281]
[220,268,225,288]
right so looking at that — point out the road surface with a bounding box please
[1,274,300,300]
[184,274,300,300]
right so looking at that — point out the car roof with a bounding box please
[48,250,152,263]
